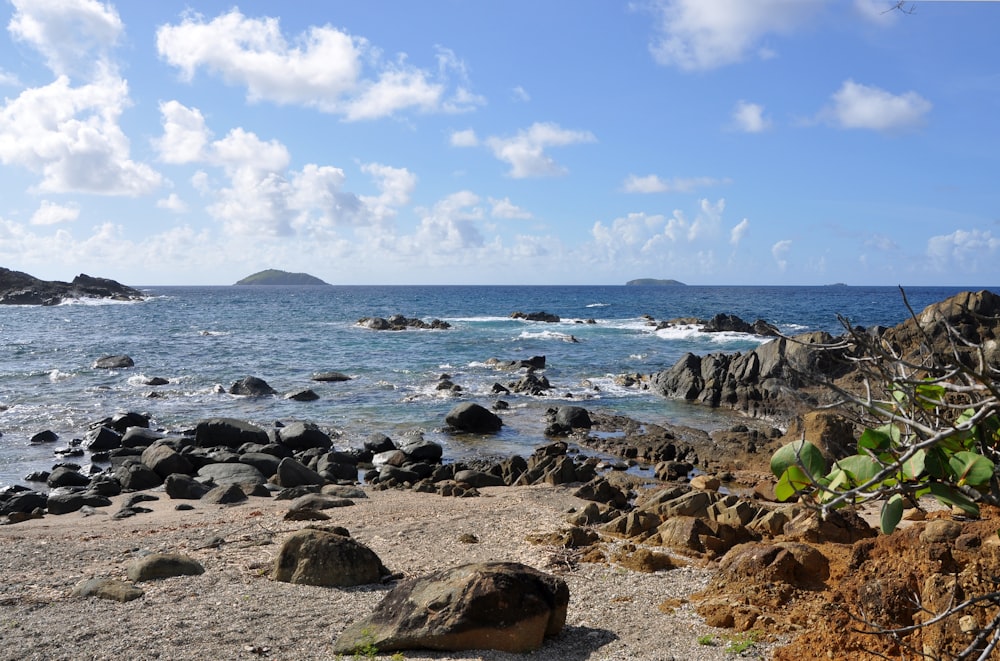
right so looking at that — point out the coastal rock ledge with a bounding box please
[0,268,145,305]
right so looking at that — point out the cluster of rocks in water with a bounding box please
[357,314,452,330]
[0,268,145,305]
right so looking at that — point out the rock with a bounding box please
[284,389,319,401]
[164,473,212,500]
[445,403,503,433]
[332,562,569,654]
[121,427,165,449]
[46,466,91,489]
[93,355,134,369]
[197,463,266,487]
[508,372,551,395]
[141,443,194,478]
[397,437,443,463]
[86,426,123,451]
[228,376,276,397]
[71,578,144,602]
[114,460,163,491]
[0,268,144,305]
[275,457,325,488]
[287,494,355,511]
[202,483,247,505]
[453,470,505,489]
[239,452,281,479]
[271,528,388,587]
[126,553,205,582]
[278,421,332,451]
[312,371,351,382]
[194,418,269,448]
[510,311,560,323]
[0,491,47,515]
[690,474,721,491]
[29,429,58,444]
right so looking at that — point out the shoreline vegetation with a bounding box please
[2,268,1000,659]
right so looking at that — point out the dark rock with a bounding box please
[397,437,443,463]
[108,412,150,433]
[364,433,396,454]
[194,418,269,448]
[121,427,165,449]
[312,371,352,382]
[275,457,325,488]
[511,311,560,323]
[196,462,265,487]
[46,491,86,515]
[508,372,551,395]
[287,494,355,511]
[93,355,134,369]
[86,426,123,451]
[47,466,91,489]
[278,421,332,451]
[114,461,163,491]
[239,452,281,478]
[333,562,569,654]
[445,403,503,433]
[453,470,505,489]
[0,490,46,515]
[141,443,194,478]
[29,430,58,444]
[126,553,205,582]
[228,376,276,397]
[0,268,144,305]
[271,528,389,586]
[203,483,247,505]
[164,473,212,500]
[284,389,319,401]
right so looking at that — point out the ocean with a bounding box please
[0,284,984,488]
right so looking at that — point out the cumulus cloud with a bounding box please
[771,239,792,271]
[154,101,210,164]
[0,74,163,195]
[401,191,485,259]
[622,174,730,193]
[731,100,772,133]
[489,197,532,220]
[360,162,417,223]
[927,229,1000,272]
[449,129,479,147]
[646,0,821,71]
[512,86,530,102]
[8,0,123,79]
[823,80,931,132]
[30,200,79,225]
[155,9,483,120]
[157,193,188,213]
[730,218,749,246]
[485,122,596,178]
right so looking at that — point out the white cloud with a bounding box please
[512,86,530,102]
[450,129,479,147]
[730,218,749,246]
[0,69,20,86]
[489,197,532,220]
[154,101,210,164]
[157,193,188,213]
[731,100,772,133]
[0,74,162,195]
[622,174,729,193]
[30,200,79,225]
[485,122,596,178]
[927,229,1000,272]
[824,79,931,131]
[8,0,123,78]
[402,191,485,258]
[865,233,898,251]
[156,8,482,120]
[646,0,821,71]
[771,239,792,271]
[687,198,725,241]
[360,162,416,222]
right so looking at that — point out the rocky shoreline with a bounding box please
[3,289,1000,659]
[0,268,145,305]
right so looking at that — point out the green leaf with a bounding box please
[902,450,926,481]
[925,448,949,479]
[858,428,892,451]
[774,466,812,502]
[833,455,881,486]
[880,494,904,534]
[914,382,946,410]
[770,440,826,479]
[948,451,995,487]
[928,483,980,517]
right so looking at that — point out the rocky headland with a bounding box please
[0,267,145,305]
[2,290,999,659]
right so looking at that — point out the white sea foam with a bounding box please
[57,297,142,307]
[586,302,610,308]
[198,330,228,336]
[517,330,581,342]
[48,369,73,382]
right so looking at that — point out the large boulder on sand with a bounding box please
[271,528,388,587]
[445,403,502,433]
[333,562,569,654]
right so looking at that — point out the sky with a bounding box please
[0,0,998,286]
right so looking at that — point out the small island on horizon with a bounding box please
[234,269,330,286]
[625,278,686,286]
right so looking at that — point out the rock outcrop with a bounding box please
[0,268,145,305]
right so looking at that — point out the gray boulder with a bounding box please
[333,562,569,654]
[196,462,265,487]
[271,528,388,587]
[164,473,212,500]
[275,457,325,488]
[312,371,351,382]
[127,553,204,582]
[93,355,134,369]
[71,578,143,602]
[445,403,503,433]
[194,418,269,448]
[228,376,276,397]
[278,421,332,451]
[141,443,194,478]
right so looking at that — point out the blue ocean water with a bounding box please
[0,284,984,488]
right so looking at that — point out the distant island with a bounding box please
[234,269,330,286]
[625,278,686,286]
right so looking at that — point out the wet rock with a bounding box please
[445,403,503,433]
[93,355,134,369]
[228,376,276,397]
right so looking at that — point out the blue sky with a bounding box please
[0,0,997,286]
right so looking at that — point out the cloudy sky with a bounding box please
[0,0,997,286]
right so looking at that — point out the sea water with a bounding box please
[0,284,980,488]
